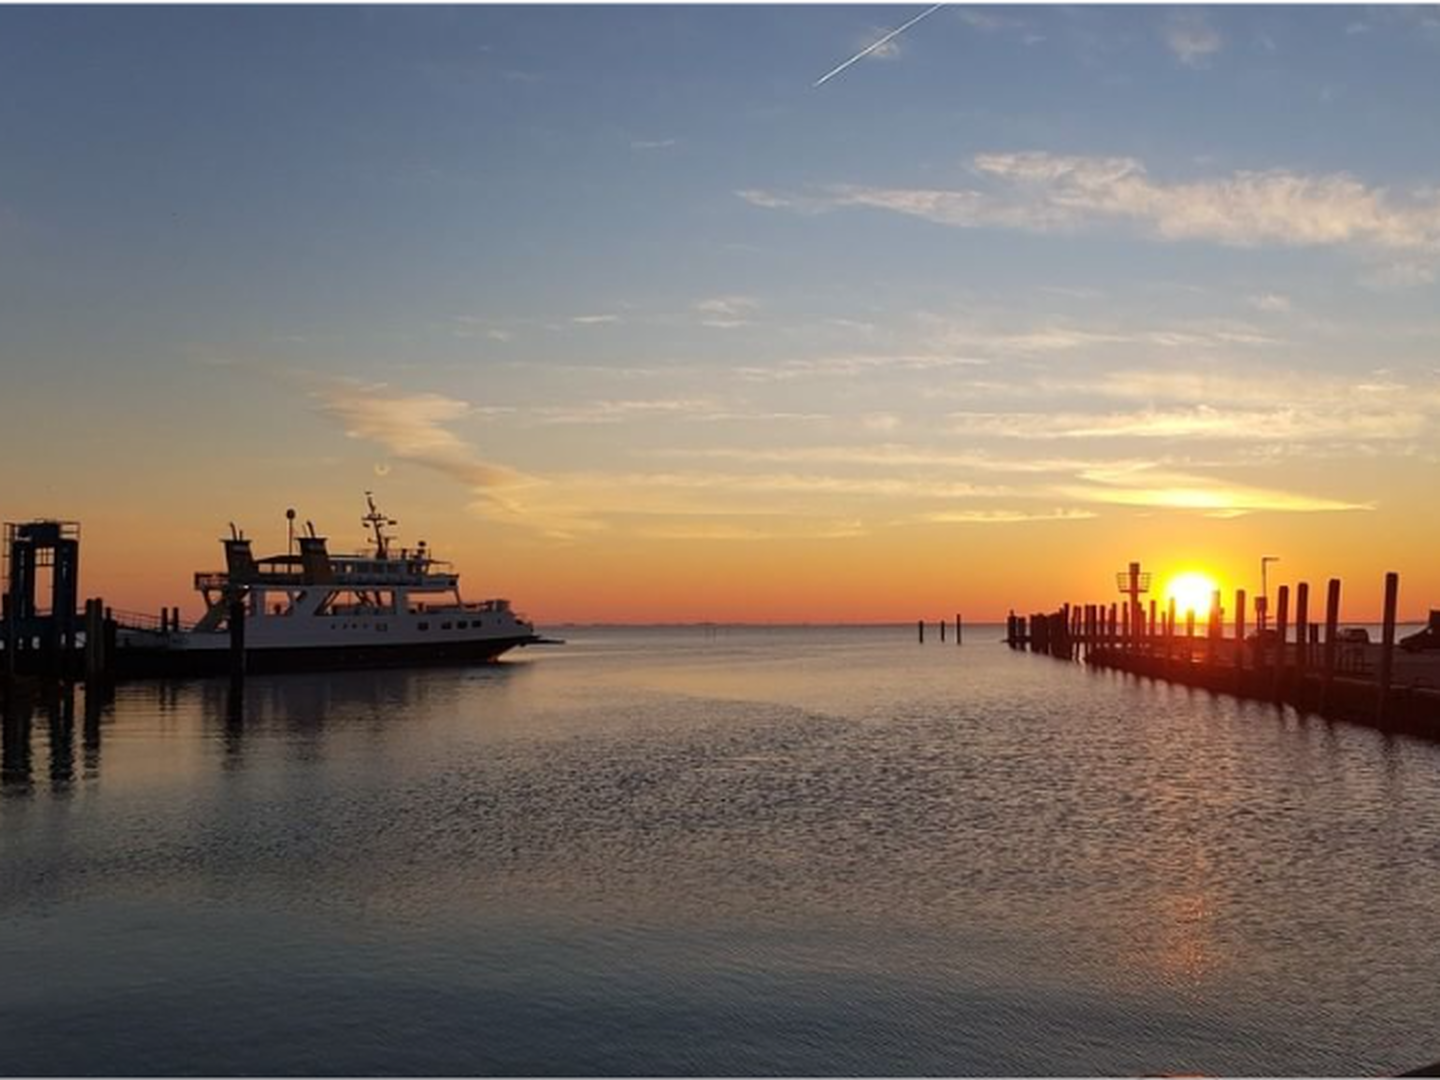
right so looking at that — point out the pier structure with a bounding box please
[0,518,203,689]
[1007,562,1440,738]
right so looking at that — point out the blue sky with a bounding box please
[4,5,1440,618]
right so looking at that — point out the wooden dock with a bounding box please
[1007,569,1440,739]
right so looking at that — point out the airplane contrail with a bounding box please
[812,3,945,88]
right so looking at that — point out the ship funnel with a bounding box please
[298,535,334,583]
[223,536,256,581]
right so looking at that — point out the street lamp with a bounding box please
[1259,555,1280,632]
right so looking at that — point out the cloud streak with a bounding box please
[314,382,529,492]
[1062,464,1367,516]
[1163,11,1222,68]
[741,151,1440,273]
[952,403,1428,442]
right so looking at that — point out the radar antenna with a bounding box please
[362,492,398,559]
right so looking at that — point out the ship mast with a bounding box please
[361,492,397,559]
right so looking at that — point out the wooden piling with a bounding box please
[1273,585,1290,701]
[1321,578,1341,712]
[1207,589,1221,665]
[83,599,105,681]
[228,595,247,678]
[1234,589,1247,671]
[1377,571,1399,727]
[1294,583,1309,672]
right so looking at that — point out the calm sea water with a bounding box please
[3,626,1440,1076]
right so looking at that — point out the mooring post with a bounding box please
[1273,585,1290,702]
[83,599,102,681]
[1203,593,1215,668]
[1377,571,1399,728]
[1295,582,1310,674]
[1321,578,1341,712]
[1234,589,1247,676]
[228,594,247,679]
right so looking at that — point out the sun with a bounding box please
[1164,572,1220,619]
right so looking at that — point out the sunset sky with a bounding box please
[4,4,1440,622]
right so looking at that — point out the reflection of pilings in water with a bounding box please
[46,685,76,792]
[2,694,33,795]
[82,680,110,779]
[224,676,246,764]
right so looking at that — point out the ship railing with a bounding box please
[109,608,194,634]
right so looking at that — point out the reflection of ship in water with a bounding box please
[198,662,527,758]
[115,495,557,677]
[2,662,528,792]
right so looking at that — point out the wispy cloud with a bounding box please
[1062,463,1366,516]
[954,7,1025,34]
[738,351,988,381]
[1246,292,1292,313]
[312,381,530,496]
[923,318,1280,356]
[1163,10,1222,68]
[952,402,1428,442]
[658,444,1144,476]
[740,151,1440,277]
[630,518,867,542]
[694,295,759,329]
[530,398,721,425]
[921,508,1098,524]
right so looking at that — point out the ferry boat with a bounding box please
[115,495,550,675]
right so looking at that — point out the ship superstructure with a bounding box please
[116,495,544,673]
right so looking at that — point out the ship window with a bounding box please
[441,621,453,630]
[418,621,429,631]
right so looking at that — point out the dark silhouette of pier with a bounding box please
[1007,563,1440,738]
